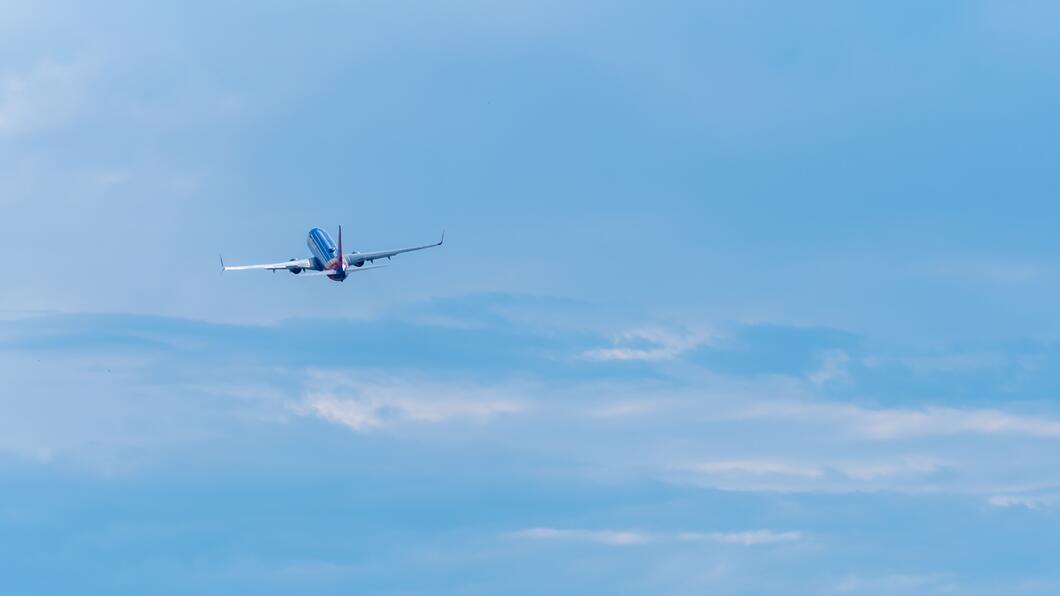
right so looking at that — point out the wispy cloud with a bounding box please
[739,402,1060,439]
[584,399,662,418]
[513,527,650,545]
[677,530,803,545]
[830,457,948,481]
[295,373,525,431]
[808,349,851,385]
[581,326,711,362]
[847,407,1060,439]
[987,494,1059,510]
[832,573,957,594]
[687,460,825,479]
[0,59,96,136]
[302,393,522,431]
[678,457,950,492]
[511,527,801,546]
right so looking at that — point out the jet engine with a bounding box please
[288,258,303,274]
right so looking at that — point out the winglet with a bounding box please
[439,229,445,246]
[219,255,225,273]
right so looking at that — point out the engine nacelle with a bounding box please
[288,258,303,274]
[353,259,365,268]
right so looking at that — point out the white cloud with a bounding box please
[512,527,801,546]
[302,395,381,430]
[677,530,802,546]
[679,457,950,492]
[582,326,711,362]
[739,402,1060,439]
[808,349,850,385]
[851,407,1060,439]
[585,399,661,418]
[303,393,522,431]
[830,457,948,481]
[987,494,1058,510]
[833,573,957,594]
[296,372,524,431]
[513,527,650,546]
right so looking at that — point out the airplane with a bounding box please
[220,226,443,282]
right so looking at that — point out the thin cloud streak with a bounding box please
[581,327,712,362]
[987,494,1059,510]
[301,393,523,431]
[674,457,954,494]
[737,402,1060,439]
[512,527,802,546]
[295,372,525,431]
[688,460,825,479]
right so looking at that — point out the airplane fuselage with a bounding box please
[307,227,346,281]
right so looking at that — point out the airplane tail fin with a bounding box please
[337,225,345,273]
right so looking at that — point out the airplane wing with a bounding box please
[220,257,314,272]
[293,265,388,277]
[344,231,444,266]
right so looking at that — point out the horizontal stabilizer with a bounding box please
[294,265,388,277]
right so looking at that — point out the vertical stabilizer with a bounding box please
[336,225,345,273]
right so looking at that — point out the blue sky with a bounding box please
[4,1,1060,594]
